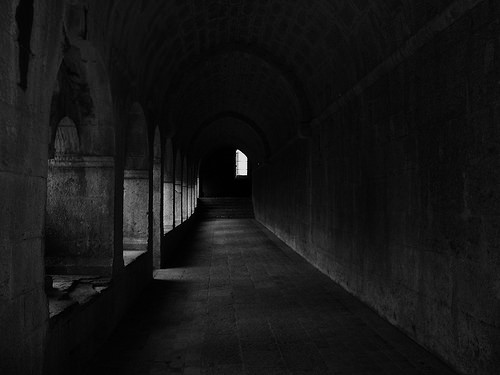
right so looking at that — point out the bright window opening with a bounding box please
[235,149,248,177]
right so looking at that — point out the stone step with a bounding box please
[197,197,254,218]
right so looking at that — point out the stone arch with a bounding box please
[197,143,256,173]
[199,146,253,198]
[53,117,81,159]
[45,44,118,277]
[49,44,115,157]
[188,111,271,160]
[189,116,267,168]
[161,46,312,124]
[166,51,303,153]
[49,50,91,157]
[15,0,34,91]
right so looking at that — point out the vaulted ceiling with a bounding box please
[93,0,455,160]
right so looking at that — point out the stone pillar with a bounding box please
[163,176,174,233]
[185,176,190,220]
[188,182,192,216]
[174,174,182,227]
[196,174,200,207]
[1,106,48,375]
[152,157,162,268]
[189,167,194,215]
[123,170,149,252]
[182,178,188,221]
[192,167,197,214]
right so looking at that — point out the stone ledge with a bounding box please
[44,250,153,374]
[48,156,115,168]
[124,169,149,179]
[47,250,148,323]
[47,275,111,321]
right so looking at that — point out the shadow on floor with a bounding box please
[162,216,201,268]
[84,217,458,375]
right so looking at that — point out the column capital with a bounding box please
[124,169,149,179]
[48,156,115,168]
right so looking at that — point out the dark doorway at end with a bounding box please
[199,147,252,197]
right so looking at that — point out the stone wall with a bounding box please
[0,1,65,373]
[44,252,152,375]
[254,3,500,374]
[123,170,149,250]
[46,157,116,274]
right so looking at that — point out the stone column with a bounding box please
[1,101,48,375]
[188,181,192,216]
[163,174,174,233]
[188,167,194,216]
[152,157,162,268]
[123,169,149,252]
[192,167,197,214]
[182,167,189,221]
[174,166,182,227]
[196,174,200,207]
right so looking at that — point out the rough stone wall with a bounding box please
[254,139,312,256]
[153,159,162,267]
[1,0,202,372]
[123,171,149,248]
[254,3,500,374]
[123,104,150,250]
[174,152,183,227]
[189,167,198,215]
[0,1,65,373]
[163,181,174,232]
[182,159,189,222]
[46,158,116,272]
[163,139,175,233]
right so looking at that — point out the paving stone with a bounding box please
[83,218,458,375]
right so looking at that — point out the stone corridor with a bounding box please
[85,217,457,375]
[3,2,500,373]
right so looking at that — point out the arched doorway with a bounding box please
[199,147,252,198]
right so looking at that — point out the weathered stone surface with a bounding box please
[163,139,175,234]
[163,181,174,231]
[46,157,116,274]
[44,252,151,375]
[254,3,500,374]
[152,157,162,268]
[174,151,183,227]
[84,217,457,375]
[1,0,499,374]
[123,170,149,250]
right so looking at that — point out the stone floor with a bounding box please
[84,218,458,375]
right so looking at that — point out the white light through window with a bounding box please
[235,149,248,177]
